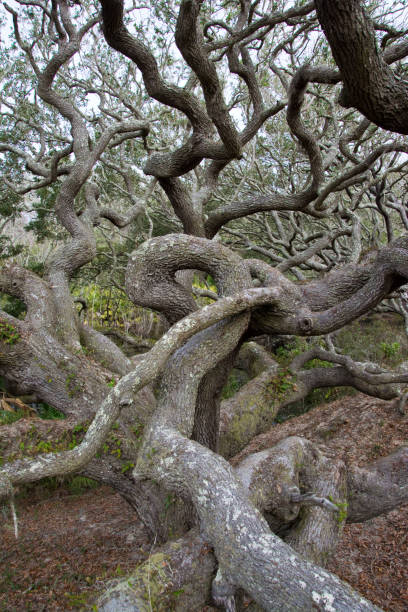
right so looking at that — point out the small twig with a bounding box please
[146,534,157,612]
[325,334,340,354]
[291,491,339,513]
[397,391,408,415]
[0,474,18,539]
[10,497,18,539]
[192,287,218,300]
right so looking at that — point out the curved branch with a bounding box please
[175,0,241,158]
[303,237,408,334]
[78,323,132,376]
[220,355,402,459]
[277,228,351,273]
[290,346,408,387]
[99,205,144,228]
[158,177,206,236]
[0,284,281,486]
[125,234,251,323]
[315,0,408,134]
[205,2,315,52]
[347,447,408,522]
[205,189,315,238]
[287,66,324,191]
[95,437,407,610]
[99,0,212,134]
[250,235,408,336]
[0,263,55,333]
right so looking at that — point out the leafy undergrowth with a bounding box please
[0,393,407,611]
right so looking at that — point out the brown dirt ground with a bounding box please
[1,393,407,611]
[0,487,150,611]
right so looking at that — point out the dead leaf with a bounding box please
[1,397,13,412]
[4,397,36,415]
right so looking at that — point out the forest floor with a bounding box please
[0,393,407,611]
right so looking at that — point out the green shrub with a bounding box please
[36,402,65,419]
[0,294,26,319]
[0,408,25,426]
[221,370,248,399]
[335,314,407,367]
[66,475,99,495]
[0,319,20,344]
[380,341,400,360]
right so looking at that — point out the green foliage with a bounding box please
[328,496,348,524]
[0,319,20,344]
[336,314,407,367]
[95,430,129,460]
[274,346,292,361]
[66,475,99,495]
[192,274,218,306]
[0,408,25,426]
[0,398,64,425]
[380,341,400,359]
[268,369,297,401]
[272,338,352,420]
[131,423,143,440]
[0,189,22,219]
[65,372,82,398]
[0,236,24,260]
[121,461,135,473]
[36,439,53,453]
[72,284,136,331]
[24,183,64,242]
[273,338,308,366]
[11,473,99,506]
[36,402,65,420]
[304,358,332,370]
[273,313,408,421]
[2,420,90,468]
[26,260,45,276]
[0,293,26,319]
[63,592,90,608]
[221,371,244,399]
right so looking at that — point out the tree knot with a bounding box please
[299,316,313,333]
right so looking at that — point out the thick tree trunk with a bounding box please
[96,429,407,611]
[129,305,378,610]
[2,234,408,610]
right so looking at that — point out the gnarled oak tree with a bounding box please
[0,0,408,609]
